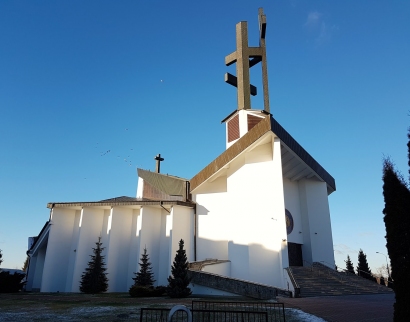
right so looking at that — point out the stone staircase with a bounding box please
[289,262,394,297]
[188,270,292,299]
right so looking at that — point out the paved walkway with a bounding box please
[279,293,394,322]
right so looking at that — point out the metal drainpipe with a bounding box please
[194,203,197,262]
[187,180,197,262]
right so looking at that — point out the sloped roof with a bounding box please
[137,168,187,196]
[190,115,336,193]
[47,196,194,209]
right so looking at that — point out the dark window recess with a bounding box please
[228,114,240,143]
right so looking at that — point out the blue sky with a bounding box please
[1,0,409,275]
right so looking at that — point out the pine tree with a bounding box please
[0,249,3,267]
[379,275,386,286]
[132,248,155,287]
[356,249,373,281]
[79,237,109,294]
[22,256,29,272]
[382,128,410,321]
[167,239,191,298]
[345,255,355,274]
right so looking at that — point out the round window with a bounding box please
[285,209,294,235]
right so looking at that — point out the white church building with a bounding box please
[26,9,336,296]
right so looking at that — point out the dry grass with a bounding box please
[0,293,321,321]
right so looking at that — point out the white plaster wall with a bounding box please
[70,207,105,292]
[65,210,82,291]
[41,208,76,292]
[202,262,231,276]
[299,179,335,267]
[136,177,144,198]
[26,227,49,291]
[171,206,194,263]
[31,246,47,291]
[139,206,165,286]
[25,255,37,291]
[195,184,229,261]
[127,209,142,289]
[283,178,303,244]
[158,208,171,286]
[105,207,133,292]
[194,138,289,289]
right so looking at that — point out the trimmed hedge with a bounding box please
[0,271,26,293]
[129,285,166,297]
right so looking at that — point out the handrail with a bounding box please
[303,260,313,272]
[319,260,336,270]
[284,267,299,289]
[284,268,301,298]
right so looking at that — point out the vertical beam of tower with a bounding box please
[236,22,251,110]
[225,8,271,114]
[258,8,270,114]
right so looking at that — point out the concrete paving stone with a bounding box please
[279,293,394,322]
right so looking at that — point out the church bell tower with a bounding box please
[222,8,271,149]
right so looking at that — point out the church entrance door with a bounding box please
[287,242,303,266]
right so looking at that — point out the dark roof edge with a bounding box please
[221,109,270,123]
[47,200,195,209]
[137,168,188,181]
[271,116,336,192]
[27,220,51,255]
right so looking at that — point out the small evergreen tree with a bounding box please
[79,237,108,294]
[132,248,155,287]
[356,249,373,281]
[379,275,386,286]
[0,249,3,267]
[345,255,355,274]
[22,256,29,272]
[167,239,191,298]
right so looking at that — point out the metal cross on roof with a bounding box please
[154,154,164,173]
[225,8,270,113]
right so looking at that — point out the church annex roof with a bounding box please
[137,168,187,197]
[190,115,336,194]
[47,196,194,209]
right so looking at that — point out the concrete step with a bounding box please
[289,263,394,298]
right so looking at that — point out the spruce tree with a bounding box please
[22,256,29,272]
[79,237,109,294]
[345,255,355,274]
[167,239,191,298]
[382,128,410,321]
[379,275,386,286]
[356,249,373,280]
[132,247,155,287]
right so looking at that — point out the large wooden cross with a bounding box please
[154,154,164,173]
[225,8,270,113]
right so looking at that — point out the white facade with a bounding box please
[27,111,336,295]
[26,204,195,292]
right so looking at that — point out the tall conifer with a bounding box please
[132,247,155,287]
[382,128,410,321]
[356,249,373,280]
[79,237,109,293]
[345,255,355,274]
[167,239,191,298]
